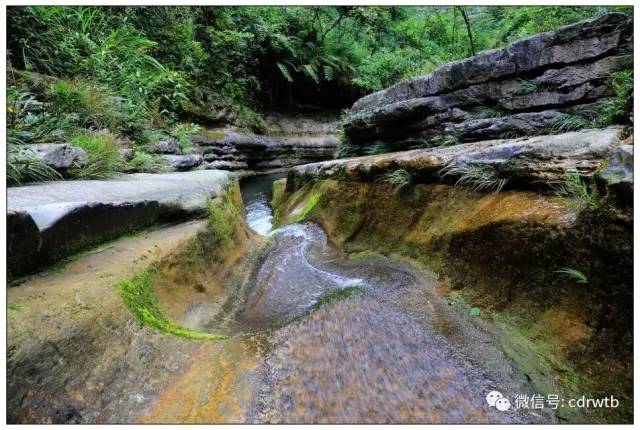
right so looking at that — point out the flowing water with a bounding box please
[196,174,556,423]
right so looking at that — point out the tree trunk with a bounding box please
[456,6,476,57]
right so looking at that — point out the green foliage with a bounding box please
[470,307,481,317]
[7,141,62,185]
[378,169,413,194]
[596,69,633,126]
[68,131,123,179]
[555,267,588,284]
[465,106,505,120]
[439,163,508,193]
[124,151,169,173]
[514,78,539,94]
[170,122,200,153]
[551,170,599,211]
[117,269,227,340]
[207,190,242,245]
[430,134,458,147]
[551,113,594,133]
[313,285,364,310]
[364,140,391,155]
[8,5,626,112]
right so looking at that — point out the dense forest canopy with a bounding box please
[6,6,632,183]
[8,6,629,115]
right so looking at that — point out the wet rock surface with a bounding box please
[239,223,549,423]
[345,13,632,149]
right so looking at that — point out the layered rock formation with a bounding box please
[288,127,627,192]
[344,13,632,150]
[190,127,338,174]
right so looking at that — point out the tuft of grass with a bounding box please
[50,79,122,130]
[313,285,364,310]
[438,163,508,193]
[430,133,458,147]
[365,140,391,155]
[333,130,358,159]
[555,267,588,284]
[515,78,539,94]
[68,131,124,179]
[207,189,243,245]
[117,269,227,340]
[124,151,170,173]
[378,168,413,194]
[551,113,593,133]
[465,106,505,120]
[551,170,599,211]
[7,140,62,185]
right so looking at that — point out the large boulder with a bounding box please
[150,139,180,154]
[344,13,632,150]
[24,143,87,170]
[597,144,633,206]
[7,170,232,278]
[352,13,631,113]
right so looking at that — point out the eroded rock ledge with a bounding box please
[344,13,632,149]
[287,127,629,194]
[7,170,233,278]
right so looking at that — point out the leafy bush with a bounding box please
[68,131,124,178]
[170,122,200,153]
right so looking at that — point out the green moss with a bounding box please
[271,178,288,222]
[492,312,581,421]
[294,192,321,223]
[117,269,227,341]
[313,285,364,310]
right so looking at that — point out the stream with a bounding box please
[191,174,555,423]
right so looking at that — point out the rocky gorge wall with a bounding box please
[344,13,632,151]
[271,12,633,423]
